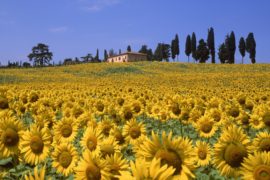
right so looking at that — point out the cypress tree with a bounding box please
[228,31,236,64]
[154,43,163,61]
[246,33,256,64]
[127,45,131,52]
[191,32,197,62]
[104,50,108,61]
[185,35,192,63]
[196,39,210,63]
[207,27,216,63]
[95,49,99,61]
[218,43,228,64]
[238,37,246,64]
[171,39,176,61]
[175,34,180,61]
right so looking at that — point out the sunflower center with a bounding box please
[241,115,250,125]
[198,150,207,160]
[58,151,72,168]
[229,107,240,118]
[200,122,213,133]
[263,112,270,127]
[155,149,182,175]
[253,165,270,180]
[124,110,133,120]
[87,137,97,151]
[260,139,270,152]
[102,124,111,136]
[129,126,141,139]
[224,143,247,168]
[114,130,125,145]
[96,103,104,112]
[100,144,114,157]
[212,113,221,122]
[30,135,44,154]
[133,104,141,113]
[85,163,101,180]
[61,124,72,138]
[2,128,19,147]
[171,104,181,116]
[0,97,9,109]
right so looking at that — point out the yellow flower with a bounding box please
[74,151,111,180]
[251,131,270,153]
[20,125,51,165]
[194,115,218,138]
[52,143,79,177]
[99,137,120,158]
[117,157,175,180]
[136,131,195,179]
[105,153,129,179]
[0,112,24,158]
[24,164,46,180]
[194,141,212,167]
[80,126,103,154]
[122,118,146,145]
[54,117,79,143]
[213,125,251,178]
[240,152,270,180]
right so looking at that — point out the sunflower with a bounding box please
[74,151,111,180]
[54,117,79,143]
[250,114,264,130]
[99,137,120,158]
[80,126,103,154]
[24,164,46,180]
[136,131,195,179]
[94,100,107,116]
[168,102,181,119]
[105,153,129,179]
[130,100,144,116]
[109,127,126,147]
[119,105,134,121]
[0,96,9,110]
[117,157,175,180]
[206,108,225,126]
[122,118,146,145]
[194,141,212,167]
[213,125,252,178]
[0,112,24,158]
[97,117,115,138]
[52,143,79,176]
[251,131,270,153]
[72,103,84,119]
[194,115,218,138]
[240,152,270,180]
[20,125,51,165]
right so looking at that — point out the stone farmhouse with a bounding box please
[107,52,147,63]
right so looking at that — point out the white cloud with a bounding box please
[49,26,68,33]
[80,0,121,12]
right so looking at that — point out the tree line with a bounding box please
[1,27,257,68]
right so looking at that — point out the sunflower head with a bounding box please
[224,143,247,168]
[0,96,9,109]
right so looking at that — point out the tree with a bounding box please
[119,49,122,55]
[218,43,229,63]
[28,43,53,66]
[246,33,256,64]
[207,27,215,63]
[239,37,246,64]
[23,62,31,68]
[94,49,99,61]
[185,35,192,62]
[127,45,131,52]
[196,39,209,63]
[139,45,153,61]
[154,43,163,61]
[109,49,116,57]
[226,31,236,64]
[81,53,93,62]
[191,32,197,62]
[175,34,180,61]
[171,39,176,61]
[162,44,171,62]
[104,50,108,62]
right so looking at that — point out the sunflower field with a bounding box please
[0,62,270,180]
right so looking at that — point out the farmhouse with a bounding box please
[107,52,147,63]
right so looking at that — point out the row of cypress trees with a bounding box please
[174,28,256,64]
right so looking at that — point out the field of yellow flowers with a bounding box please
[1,62,270,180]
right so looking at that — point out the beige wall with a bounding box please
[108,54,146,63]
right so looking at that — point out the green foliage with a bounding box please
[127,45,132,52]
[191,32,197,61]
[246,33,256,64]
[207,27,216,64]
[239,37,246,64]
[196,39,210,63]
[28,43,53,66]
[185,35,192,62]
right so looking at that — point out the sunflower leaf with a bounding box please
[0,157,12,166]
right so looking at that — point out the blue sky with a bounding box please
[0,0,270,64]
